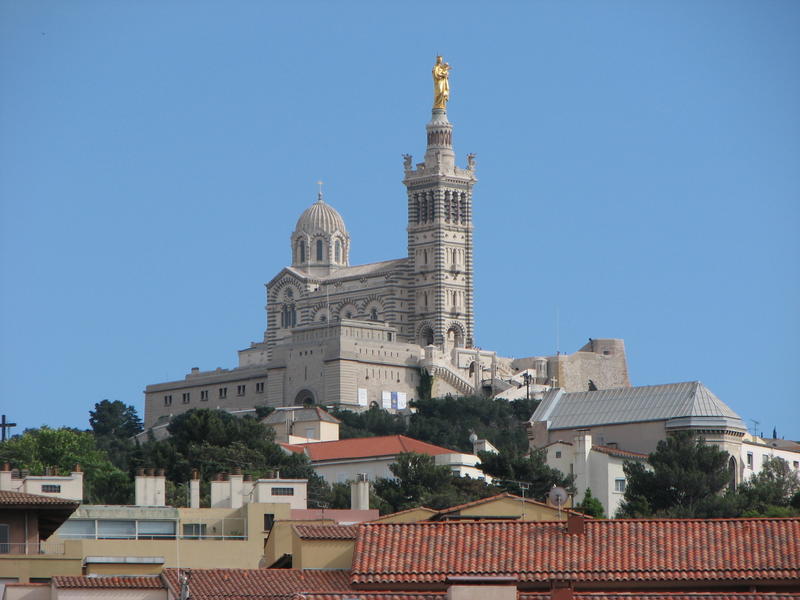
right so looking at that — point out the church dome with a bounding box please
[295,196,347,235]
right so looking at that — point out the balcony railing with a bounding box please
[0,541,65,555]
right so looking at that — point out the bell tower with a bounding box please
[404,57,477,349]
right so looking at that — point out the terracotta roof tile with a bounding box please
[590,444,648,459]
[284,435,458,462]
[294,594,445,600]
[0,490,79,507]
[295,524,359,540]
[351,518,800,586]
[162,568,351,600]
[294,595,800,600]
[53,576,164,589]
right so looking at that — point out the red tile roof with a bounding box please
[281,435,458,462]
[294,524,358,540]
[0,489,79,507]
[162,568,351,600]
[351,518,800,586]
[591,444,648,459]
[294,595,446,600]
[294,595,800,600]
[53,576,164,589]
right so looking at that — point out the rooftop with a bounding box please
[351,517,800,586]
[280,435,459,462]
[532,382,746,431]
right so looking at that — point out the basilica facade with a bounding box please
[143,67,630,429]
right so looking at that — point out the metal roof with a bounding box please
[530,381,745,431]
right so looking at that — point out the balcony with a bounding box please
[0,541,65,555]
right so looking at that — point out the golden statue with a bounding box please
[432,56,451,109]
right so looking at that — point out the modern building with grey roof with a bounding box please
[528,381,750,485]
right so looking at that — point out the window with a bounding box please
[200,390,209,401]
[237,385,246,396]
[762,455,769,466]
[614,478,627,493]
[747,452,754,468]
[335,240,342,262]
[41,484,61,493]
[793,461,799,470]
[97,520,137,539]
[555,451,562,459]
[219,387,227,399]
[137,520,176,540]
[298,240,306,263]
[316,239,324,261]
[271,487,295,496]
[370,308,378,321]
[182,392,190,404]
[0,524,9,554]
[164,395,172,406]
[58,519,96,539]
[263,514,275,531]
[183,523,207,540]
[256,382,264,393]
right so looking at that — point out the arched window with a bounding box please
[316,239,324,261]
[335,240,342,263]
[298,240,306,263]
[281,304,296,328]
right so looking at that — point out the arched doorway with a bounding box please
[418,325,434,346]
[728,456,737,491]
[446,326,464,349]
[294,389,315,406]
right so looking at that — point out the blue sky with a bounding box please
[1,1,798,440]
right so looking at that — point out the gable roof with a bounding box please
[53,576,164,589]
[0,489,79,507]
[434,492,579,518]
[281,435,458,462]
[263,405,342,425]
[285,258,407,283]
[294,524,359,540]
[162,568,351,600]
[531,382,745,431]
[351,518,800,586]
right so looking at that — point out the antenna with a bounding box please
[548,486,568,520]
[750,419,760,438]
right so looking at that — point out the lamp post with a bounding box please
[521,372,533,400]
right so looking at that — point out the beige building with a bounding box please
[142,82,631,429]
[543,432,647,517]
[262,406,341,444]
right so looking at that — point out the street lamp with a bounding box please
[521,372,533,400]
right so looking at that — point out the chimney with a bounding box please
[189,470,200,509]
[229,468,244,509]
[573,430,591,504]
[0,463,11,491]
[135,468,146,505]
[210,473,229,508]
[351,473,370,511]
[567,513,585,535]
[551,582,574,600]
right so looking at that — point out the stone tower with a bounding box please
[403,105,477,349]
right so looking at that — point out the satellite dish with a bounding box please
[469,432,478,444]
[548,486,568,507]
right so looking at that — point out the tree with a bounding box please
[736,456,800,517]
[477,448,573,501]
[89,400,143,439]
[575,487,605,518]
[372,452,498,513]
[0,426,132,504]
[617,432,733,518]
